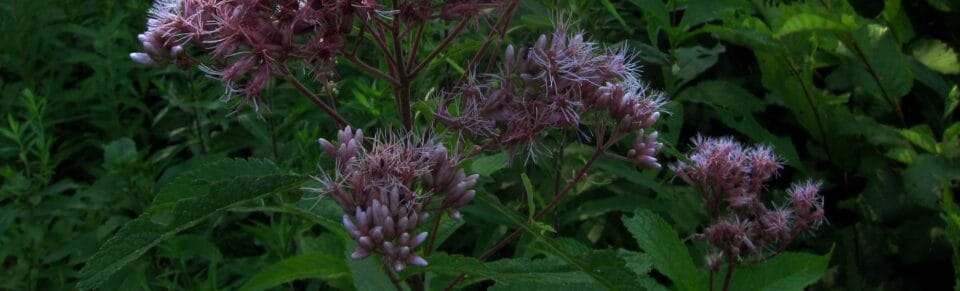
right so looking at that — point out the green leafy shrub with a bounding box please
[1,0,957,290]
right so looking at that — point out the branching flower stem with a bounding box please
[281,66,348,127]
[444,129,629,290]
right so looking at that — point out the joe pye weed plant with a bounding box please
[74,0,833,290]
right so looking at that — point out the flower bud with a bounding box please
[129,53,156,66]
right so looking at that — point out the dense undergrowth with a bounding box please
[1,0,958,290]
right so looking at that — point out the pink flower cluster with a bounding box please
[437,24,665,167]
[673,136,825,264]
[132,0,359,107]
[312,127,477,271]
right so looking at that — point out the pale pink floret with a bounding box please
[675,136,826,263]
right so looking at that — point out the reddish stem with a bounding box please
[282,67,348,127]
[407,18,471,79]
[339,51,401,85]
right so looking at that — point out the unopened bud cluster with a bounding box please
[312,127,477,271]
[673,136,825,264]
[437,24,665,167]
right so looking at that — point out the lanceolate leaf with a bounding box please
[426,253,600,289]
[238,252,350,291]
[76,159,306,290]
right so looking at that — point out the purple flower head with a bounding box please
[308,127,479,270]
[789,180,826,230]
[675,136,825,263]
[131,0,359,110]
[437,22,665,166]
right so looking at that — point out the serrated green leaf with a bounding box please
[155,158,282,204]
[727,250,832,291]
[774,13,854,38]
[239,252,349,291]
[911,39,959,74]
[76,158,306,290]
[622,209,702,291]
[852,24,914,102]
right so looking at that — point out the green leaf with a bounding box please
[520,173,537,220]
[905,155,960,209]
[103,138,137,168]
[629,0,670,46]
[700,17,779,52]
[474,194,641,289]
[940,189,960,288]
[881,0,914,43]
[900,125,939,153]
[679,0,751,31]
[425,253,499,281]
[774,13,854,38]
[155,158,282,204]
[945,85,959,120]
[429,213,465,251]
[925,0,953,12]
[470,152,508,176]
[599,0,631,33]
[76,159,306,290]
[727,250,833,291]
[239,252,350,291]
[672,44,726,88]
[622,209,702,291]
[851,24,914,101]
[911,39,959,74]
[344,241,394,291]
[428,253,600,289]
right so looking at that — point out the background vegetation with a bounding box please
[1,0,958,290]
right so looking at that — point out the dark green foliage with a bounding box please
[1,0,958,290]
